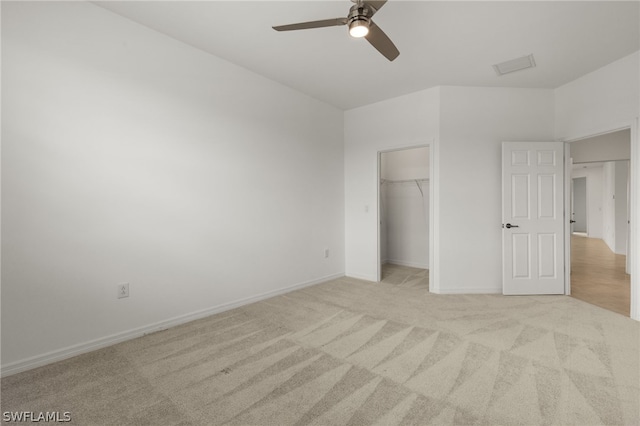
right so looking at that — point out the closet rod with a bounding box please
[380,178,429,184]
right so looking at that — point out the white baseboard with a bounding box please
[1,272,345,377]
[432,287,501,294]
[385,259,429,269]
[345,272,377,282]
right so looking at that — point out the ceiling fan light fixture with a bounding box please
[349,19,369,37]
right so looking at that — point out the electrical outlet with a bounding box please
[117,283,129,299]
[324,248,329,258]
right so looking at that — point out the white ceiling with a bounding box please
[94,1,640,110]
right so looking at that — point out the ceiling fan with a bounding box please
[272,0,399,61]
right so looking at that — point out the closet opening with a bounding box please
[377,146,430,288]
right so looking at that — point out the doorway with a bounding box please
[378,146,429,287]
[569,130,632,316]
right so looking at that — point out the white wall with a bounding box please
[381,147,430,181]
[345,86,556,291]
[570,129,631,163]
[601,161,630,255]
[603,162,617,250]
[555,51,640,140]
[1,2,345,373]
[380,148,429,268]
[381,182,429,268]
[344,88,439,282]
[438,87,555,293]
[572,177,587,232]
[345,86,555,291]
[572,166,604,238]
[380,183,389,262]
[615,161,629,255]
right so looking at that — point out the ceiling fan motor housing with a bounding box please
[348,4,371,36]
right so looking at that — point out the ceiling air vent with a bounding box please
[493,54,536,76]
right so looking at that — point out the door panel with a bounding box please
[503,142,565,295]
[512,175,530,218]
[538,175,556,218]
[512,234,530,278]
[538,234,556,278]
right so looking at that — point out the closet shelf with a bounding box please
[380,178,429,184]
[381,178,428,197]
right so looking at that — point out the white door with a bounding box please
[502,142,565,295]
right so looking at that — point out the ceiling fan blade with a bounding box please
[273,17,348,32]
[365,21,399,61]
[363,0,387,16]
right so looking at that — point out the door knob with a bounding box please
[570,220,576,223]
[505,223,519,229]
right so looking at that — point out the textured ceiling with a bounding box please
[95,1,640,110]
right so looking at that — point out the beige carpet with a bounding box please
[2,266,639,425]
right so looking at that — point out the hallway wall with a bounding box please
[573,177,587,232]
[572,166,604,239]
